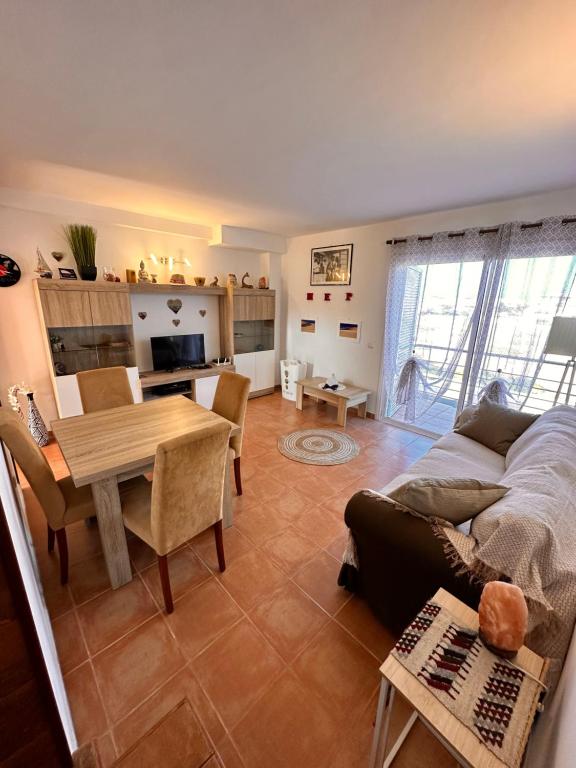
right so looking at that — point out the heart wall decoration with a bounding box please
[137,312,147,320]
[172,318,180,327]
[199,309,206,317]
[167,298,182,314]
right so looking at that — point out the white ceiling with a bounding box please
[1,0,576,235]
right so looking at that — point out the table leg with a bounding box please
[296,383,303,411]
[90,477,132,589]
[369,679,392,768]
[357,400,367,420]
[337,398,347,427]
[222,448,234,529]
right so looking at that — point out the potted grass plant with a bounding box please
[63,224,97,280]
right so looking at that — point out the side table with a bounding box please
[369,588,548,768]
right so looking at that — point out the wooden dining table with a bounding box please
[51,396,240,589]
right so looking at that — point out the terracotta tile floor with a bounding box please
[23,392,460,767]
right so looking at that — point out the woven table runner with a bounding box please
[391,602,541,768]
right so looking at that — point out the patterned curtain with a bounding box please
[377,217,576,428]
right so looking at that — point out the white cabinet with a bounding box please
[194,375,220,410]
[54,367,142,418]
[233,351,275,396]
[254,349,276,392]
[233,353,256,388]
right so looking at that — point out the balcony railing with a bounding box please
[392,343,572,435]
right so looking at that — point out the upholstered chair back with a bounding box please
[150,422,231,556]
[0,407,65,528]
[212,371,250,457]
[77,366,133,413]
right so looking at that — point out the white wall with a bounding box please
[0,205,264,424]
[282,186,576,413]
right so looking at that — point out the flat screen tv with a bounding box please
[150,333,205,371]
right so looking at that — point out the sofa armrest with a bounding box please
[341,490,482,633]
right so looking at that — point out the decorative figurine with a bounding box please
[151,273,158,283]
[258,276,268,289]
[241,272,253,288]
[210,276,219,287]
[170,273,186,284]
[227,273,238,287]
[138,260,150,282]
[35,247,53,279]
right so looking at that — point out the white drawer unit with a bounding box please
[54,366,142,418]
[280,359,307,401]
[234,351,275,397]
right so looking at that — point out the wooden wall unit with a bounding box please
[34,281,277,414]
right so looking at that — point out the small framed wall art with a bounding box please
[300,319,316,334]
[338,321,361,342]
[58,267,78,280]
[310,244,353,286]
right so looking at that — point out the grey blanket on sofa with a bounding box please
[442,405,576,666]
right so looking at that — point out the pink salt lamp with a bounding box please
[478,581,528,659]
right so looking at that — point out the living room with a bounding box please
[1,2,575,767]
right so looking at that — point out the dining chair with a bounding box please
[211,371,250,496]
[77,366,134,413]
[0,407,96,584]
[120,421,232,613]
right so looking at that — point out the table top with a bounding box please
[52,396,240,487]
[297,376,371,400]
[380,588,548,768]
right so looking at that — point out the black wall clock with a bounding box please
[0,255,21,287]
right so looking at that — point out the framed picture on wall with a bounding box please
[310,244,353,286]
[301,318,316,334]
[338,321,361,342]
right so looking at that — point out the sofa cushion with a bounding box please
[388,477,510,524]
[454,398,538,455]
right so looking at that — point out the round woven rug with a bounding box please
[278,429,360,465]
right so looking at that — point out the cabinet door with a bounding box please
[233,294,275,321]
[195,375,220,409]
[253,295,275,320]
[89,291,132,325]
[40,290,92,327]
[254,350,276,392]
[233,296,250,321]
[233,353,256,391]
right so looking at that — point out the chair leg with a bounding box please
[157,555,173,614]
[47,525,55,553]
[214,520,226,572]
[55,529,68,585]
[233,456,242,496]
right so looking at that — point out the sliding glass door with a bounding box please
[380,220,576,435]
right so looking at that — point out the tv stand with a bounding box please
[139,363,235,408]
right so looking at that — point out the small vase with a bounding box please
[27,393,49,447]
[79,265,97,281]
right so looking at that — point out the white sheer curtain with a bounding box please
[378,216,576,428]
[378,228,499,423]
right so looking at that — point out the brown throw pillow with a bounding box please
[454,398,538,456]
[387,477,510,524]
